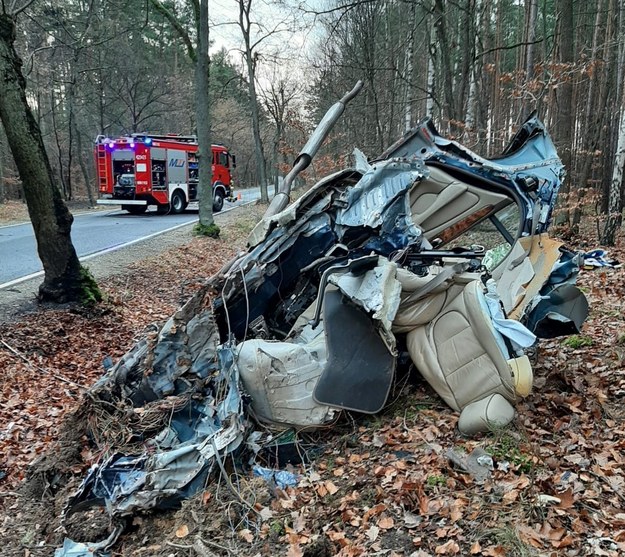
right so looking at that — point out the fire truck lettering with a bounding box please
[136,154,147,160]
[137,180,148,185]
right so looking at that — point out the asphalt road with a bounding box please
[0,188,262,290]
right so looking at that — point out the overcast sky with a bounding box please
[208,0,325,68]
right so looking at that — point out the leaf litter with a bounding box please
[1,207,625,557]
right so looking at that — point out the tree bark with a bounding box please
[521,0,538,118]
[571,0,611,229]
[601,3,625,245]
[426,2,437,117]
[601,85,625,245]
[239,0,269,203]
[149,0,215,226]
[196,0,214,227]
[434,0,456,124]
[0,126,4,204]
[74,124,96,207]
[554,0,574,224]
[403,1,416,133]
[0,14,87,302]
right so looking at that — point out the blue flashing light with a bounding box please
[144,137,152,146]
[129,142,135,149]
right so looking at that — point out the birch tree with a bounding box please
[601,105,625,245]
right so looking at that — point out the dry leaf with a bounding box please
[403,511,421,529]
[366,525,379,542]
[362,503,386,525]
[482,546,507,556]
[378,516,394,529]
[325,480,339,495]
[286,545,303,557]
[259,506,273,521]
[502,489,520,503]
[201,491,212,505]
[556,488,575,509]
[435,540,460,554]
[239,528,254,543]
[174,524,189,538]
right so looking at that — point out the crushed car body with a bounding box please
[58,86,589,553]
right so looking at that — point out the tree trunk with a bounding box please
[571,0,611,229]
[50,88,70,200]
[434,0,456,125]
[465,0,482,130]
[426,1,437,117]
[601,2,625,245]
[403,1,416,132]
[196,0,215,227]
[521,0,538,118]
[0,127,4,204]
[239,0,268,203]
[75,124,96,207]
[554,0,574,225]
[601,85,625,245]
[0,14,91,302]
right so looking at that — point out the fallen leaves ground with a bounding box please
[1,208,625,557]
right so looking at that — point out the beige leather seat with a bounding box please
[405,280,517,413]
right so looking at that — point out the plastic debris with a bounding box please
[252,465,300,489]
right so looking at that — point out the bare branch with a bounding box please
[478,38,547,59]
[149,0,196,62]
[10,0,36,17]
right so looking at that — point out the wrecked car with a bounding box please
[57,83,588,554]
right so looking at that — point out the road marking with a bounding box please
[0,209,119,230]
[0,270,43,290]
[0,220,31,230]
[0,200,256,291]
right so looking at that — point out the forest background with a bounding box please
[0,0,624,244]
[2,2,625,556]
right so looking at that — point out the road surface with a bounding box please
[0,188,262,290]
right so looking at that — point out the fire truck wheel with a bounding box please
[170,190,187,214]
[213,190,224,212]
[123,205,147,215]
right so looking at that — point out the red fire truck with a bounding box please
[95,133,236,214]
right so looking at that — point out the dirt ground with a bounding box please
[1,203,625,557]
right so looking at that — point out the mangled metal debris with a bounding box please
[59,84,589,553]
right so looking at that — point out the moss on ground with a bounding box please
[193,223,221,238]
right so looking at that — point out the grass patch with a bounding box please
[561,335,593,349]
[486,430,534,474]
[426,474,446,487]
[477,526,538,556]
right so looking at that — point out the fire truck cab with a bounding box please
[95,134,236,214]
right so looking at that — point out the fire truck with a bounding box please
[95,133,236,214]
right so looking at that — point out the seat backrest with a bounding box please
[409,166,510,241]
[406,280,516,411]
